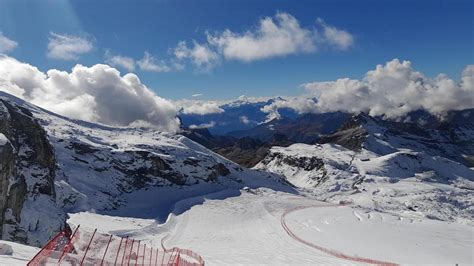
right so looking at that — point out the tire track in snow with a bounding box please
[281,204,398,265]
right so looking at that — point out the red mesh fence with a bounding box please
[27,225,205,266]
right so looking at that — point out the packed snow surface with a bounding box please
[0,240,38,265]
[66,188,473,265]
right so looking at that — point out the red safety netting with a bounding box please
[27,225,205,266]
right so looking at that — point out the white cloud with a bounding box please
[192,93,203,97]
[239,115,250,124]
[47,32,93,60]
[0,32,18,53]
[174,41,219,70]
[105,50,135,71]
[47,32,94,60]
[0,55,180,132]
[173,12,353,66]
[261,97,318,121]
[174,99,225,115]
[189,121,216,129]
[302,59,474,118]
[207,12,316,62]
[137,52,171,73]
[317,18,353,50]
[175,95,277,116]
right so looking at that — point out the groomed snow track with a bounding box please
[27,225,205,266]
[281,204,398,266]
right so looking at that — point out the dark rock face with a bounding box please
[0,100,63,246]
[319,126,367,151]
[0,136,17,240]
[317,113,370,151]
[181,128,294,168]
[68,142,100,155]
[119,150,186,189]
[212,137,272,168]
[261,152,325,172]
[259,151,328,186]
[207,163,231,181]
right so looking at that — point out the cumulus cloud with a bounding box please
[137,52,171,72]
[0,55,180,132]
[239,115,250,124]
[207,12,316,62]
[47,32,93,60]
[174,41,219,70]
[0,32,17,53]
[316,18,353,50]
[189,121,216,129]
[173,12,353,67]
[261,97,318,121]
[301,59,474,118]
[104,50,135,71]
[174,99,225,115]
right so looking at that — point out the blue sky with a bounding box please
[0,0,472,100]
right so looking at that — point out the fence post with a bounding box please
[167,248,179,265]
[155,248,159,266]
[113,237,124,266]
[120,237,130,265]
[166,249,174,265]
[58,225,80,263]
[127,239,135,266]
[134,241,141,266]
[174,252,180,266]
[149,246,153,266]
[80,228,97,266]
[160,247,166,266]
[101,234,113,266]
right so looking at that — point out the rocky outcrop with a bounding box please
[207,163,231,181]
[319,111,474,167]
[260,152,325,172]
[0,100,65,246]
[119,150,186,189]
[0,134,17,241]
[257,148,328,187]
[318,114,369,151]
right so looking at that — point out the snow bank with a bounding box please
[0,240,38,266]
[0,243,13,255]
[0,133,8,146]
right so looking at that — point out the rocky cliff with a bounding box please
[0,100,65,247]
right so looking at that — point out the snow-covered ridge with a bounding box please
[255,114,474,224]
[0,91,293,247]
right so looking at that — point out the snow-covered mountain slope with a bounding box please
[0,92,293,247]
[320,112,474,166]
[255,114,474,224]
